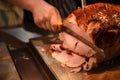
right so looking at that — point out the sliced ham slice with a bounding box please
[59,32,96,57]
[51,50,85,68]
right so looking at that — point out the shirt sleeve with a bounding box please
[0,0,24,27]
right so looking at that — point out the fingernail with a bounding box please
[57,20,62,25]
[57,20,62,30]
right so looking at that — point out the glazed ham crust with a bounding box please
[65,3,120,61]
[50,3,120,72]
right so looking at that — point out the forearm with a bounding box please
[5,0,62,31]
[5,0,44,12]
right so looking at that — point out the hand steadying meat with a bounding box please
[5,0,62,31]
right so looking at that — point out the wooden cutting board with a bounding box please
[30,37,120,80]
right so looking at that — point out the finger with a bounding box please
[34,16,44,29]
[44,16,52,31]
[56,10,62,30]
[48,19,55,31]
[37,16,49,30]
[40,21,48,30]
[51,24,58,32]
[34,17,41,28]
[50,11,58,30]
[36,18,47,30]
[50,8,62,31]
[47,13,56,31]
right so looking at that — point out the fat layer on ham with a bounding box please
[49,3,120,72]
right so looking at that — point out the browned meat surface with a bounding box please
[83,70,120,80]
[50,3,120,72]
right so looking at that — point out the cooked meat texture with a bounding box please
[71,3,120,61]
[50,3,120,72]
[59,32,96,57]
[52,51,85,68]
[83,70,120,80]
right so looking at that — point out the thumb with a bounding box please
[50,8,62,30]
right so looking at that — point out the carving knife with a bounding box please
[61,21,105,57]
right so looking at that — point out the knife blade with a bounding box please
[61,21,105,57]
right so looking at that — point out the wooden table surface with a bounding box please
[0,42,21,80]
